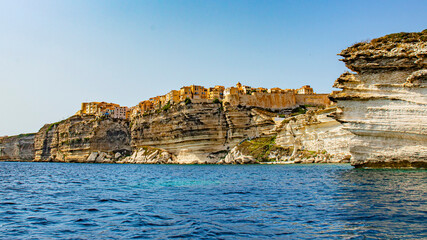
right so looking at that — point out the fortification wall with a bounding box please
[224,92,331,110]
[295,94,331,107]
[224,92,297,110]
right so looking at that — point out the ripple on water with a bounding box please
[0,162,425,239]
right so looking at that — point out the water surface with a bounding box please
[0,162,426,239]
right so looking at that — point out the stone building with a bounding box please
[297,85,314,94]
[208,85,225,100]
[166,90,180,103]
[179,86,192,101]
[113,106,128,119]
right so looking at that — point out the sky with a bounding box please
[1,0,426,136]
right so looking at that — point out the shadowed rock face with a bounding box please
[0,134,35,161]
[33,115,131,162]
[331,30,427,168]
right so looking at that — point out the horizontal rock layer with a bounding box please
[130,102,276,164]
[0,134,35,161]
[332,30,427,168]
[33,115,131,162]
[275,107,352,163]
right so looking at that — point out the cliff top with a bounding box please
[0,133,36,143]
[340,29,427,59]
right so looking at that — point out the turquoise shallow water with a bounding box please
[0,162,426,239]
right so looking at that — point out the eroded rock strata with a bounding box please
[1,102,353,164]
[331,30,427,168]
[0,134,35,161]
[223,107,353,164]
[275,107,352,163]
[33,115,131,162]
[130,102,276,164]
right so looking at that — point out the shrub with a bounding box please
[162,101,171,111]
[213,98,221,104]
[291,106,307,116]
[185,97,192,105]
[45,119,66,133]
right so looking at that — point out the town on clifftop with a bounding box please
[76,83,333,120]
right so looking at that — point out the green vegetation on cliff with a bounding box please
[236,137,292,162]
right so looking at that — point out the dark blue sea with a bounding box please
[0,162,426,239]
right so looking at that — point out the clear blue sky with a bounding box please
[1,0,426,136]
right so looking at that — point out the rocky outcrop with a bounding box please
[2,103,353,165]
[220,146,257,164]
[220,107,353,164]
[0,134,35,161]
[118,147,175,164]
[34,115,131,162]
[331,30,427,168]
[219,109,354,164]
[130,102,276,164]
[275,107,353,163]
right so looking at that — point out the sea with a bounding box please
[0,162,425,239]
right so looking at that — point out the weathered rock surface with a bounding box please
[0,134,35,161]
[1,103,354,165]
[220,146,257,164]
[33,115,131,162]
[331,30,427,168]
[275,107,353,163]
[118,147,175,164]
[130,102,276,164]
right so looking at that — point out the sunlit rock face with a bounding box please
[33,115,131,162]
[0,134,35,161]
[130,102,276,164]
[275,107,353,163]
[331,30,427,168]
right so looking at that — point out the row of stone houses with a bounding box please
[76,83,318,120]
[135,85,226,113]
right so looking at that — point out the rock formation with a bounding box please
[33,115,131,162]
[219,146,257,164]
[118,147,175,164]
[1,102,354,164]
[331,30,427,168]
[130,102,276,164]
[0,134,35,161]
[275,107,353,163]
[220,107,353,164]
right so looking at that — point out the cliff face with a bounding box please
[332,30,427,168]
[275,107,353,163]
[130,102,276,163]
[34,115,131,162]
[214,107,352,164]
[0,134,35,161]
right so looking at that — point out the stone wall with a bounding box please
[295,94,331,107]
[224,92,297,110]
[224,92,331,110]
